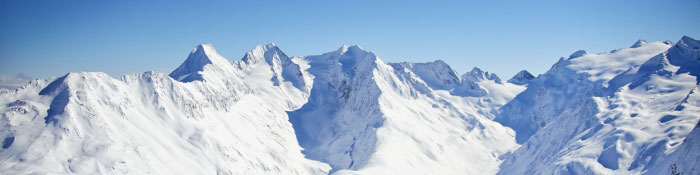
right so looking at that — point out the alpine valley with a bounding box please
[1,36,698,174]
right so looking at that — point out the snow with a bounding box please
[390,60,460,91]
[1,36,699,175]
[568,50,589,59]
[507,70,535,85]
[288,45,385,173]
[0,45,329,174]
[631,39,648,48]
[496,37,700,174]
[463,67,503,84]
[169,43,232,82]
[567,41,672,82]
[644,108,700,175]
[286,45,525,174]
[334,55,519,175]
[667,36,700,83]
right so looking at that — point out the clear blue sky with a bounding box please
[1,0,699,79]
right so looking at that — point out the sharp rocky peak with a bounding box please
[667,36,700,83]
[395,59,460,88]
[339,45,372,58]
[241,43,290,65]
[190,44,229,65]
[336,45,363,54]
[631,39,647,48]
[568,50,588,60]
[463,67,502,84]
[408,60,455,72]
[169,44,230,82]
[310,45,372,62]
[469,67,485,75]
[681,35,698,44]
[236,43,309,90]
[669,36,700,63]
[331,45,379,70]
[425,59,451,68]
[508,70,535,85]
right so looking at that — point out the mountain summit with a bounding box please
[508,70,535,85]
[631,39,648,48]
[238,43,308,90]
[169,44,230,82]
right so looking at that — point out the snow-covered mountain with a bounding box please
[496,36,700,174]
[1,36,698,175]
[0,42,523,174]
[508,70,535,85]
[0,44,328,174]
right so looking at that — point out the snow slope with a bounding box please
[0,43,524,174]
[0,44,329,174]
[289,45,524,174]
[645,118,700,175]
[496,36,700,174]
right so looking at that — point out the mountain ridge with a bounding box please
[1,36,698,175]
[496,37,700,174]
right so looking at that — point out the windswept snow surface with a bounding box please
[496,36,700,174]
[0,44,328,174]
[0,43,523,174]
[1,37,699,175]
[289,45,522,174]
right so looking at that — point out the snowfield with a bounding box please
[497,37,700,174]
[1,36,698,175]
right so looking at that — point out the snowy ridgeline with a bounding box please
[0,36,699,174]
[496,37,700,174]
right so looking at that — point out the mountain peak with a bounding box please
[463,67,502,84]
[508,70,535,85]
[470,67,484,74]
[238,43,308,90]
[334,45,366,55]
[338,45,376,73]
[667,35,700,82]
[347,45,363,50]
[196,43,214,52]
[630,39,647,48]
[568,50,588,59]
[677,36,699,49]
[428,60,451,70]
[338,44,349,53]
[392,60,460,90]
[242,43,285,64]
[681,35,697,43]
[193,44,228,63]
[671,36,700,57]
[169,44,229,82]
[255,42,277,51]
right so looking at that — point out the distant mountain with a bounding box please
[508,70,535,85]
[1,36,698,175]
[0,74,33,90]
